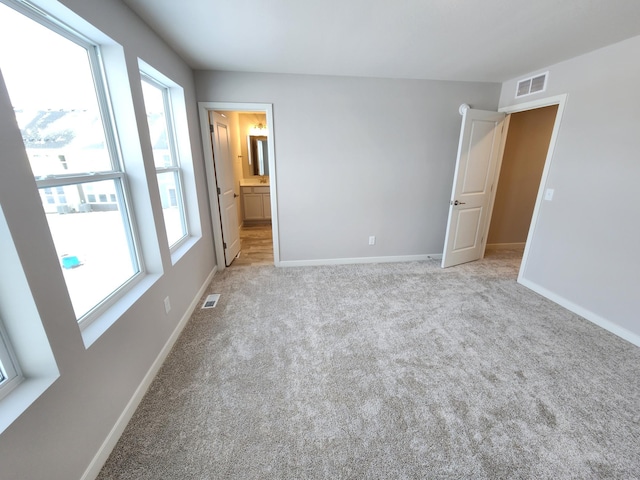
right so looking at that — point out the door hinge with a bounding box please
[223,242,227,249]
[210,124,214,133]
[217,187,221,195]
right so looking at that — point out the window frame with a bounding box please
[140,72,189,250]
[0,317,22,401]
[2,0,145,328]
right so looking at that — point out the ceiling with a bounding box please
[121,0,640,83]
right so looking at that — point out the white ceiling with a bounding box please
[121,0,640,83]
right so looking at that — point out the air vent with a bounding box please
[201,294,221,309]
[515,72,548,98]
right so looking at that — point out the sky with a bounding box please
[0,2,99,111]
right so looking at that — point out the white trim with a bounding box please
[498,93,567,114]
[80,266,217,480]
[198,102,280,270]
[497,94,568,286]
[503,93,640,349]
[519,277,640,348]
[279,254,437,268]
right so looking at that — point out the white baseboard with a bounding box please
[81,266,218,480]
[279,253,441,268]
[486,242,526,251]
[518,277,640,348]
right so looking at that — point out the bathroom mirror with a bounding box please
[247,135,269,176]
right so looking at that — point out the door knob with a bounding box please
[451,200,466,206]
[234,193,239,198]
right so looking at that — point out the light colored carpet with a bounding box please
[98,251,640,479]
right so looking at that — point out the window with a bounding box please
[140,74,188,248]
[0,1,141,323]
[0,319,21,401]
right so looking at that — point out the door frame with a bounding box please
[496,94,567,283]
[198,102,279,270]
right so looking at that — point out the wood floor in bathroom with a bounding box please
[231,223,273,267]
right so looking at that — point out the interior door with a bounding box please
[209,111,241,266]
[441,108,505,268]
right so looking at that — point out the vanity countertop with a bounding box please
[240,178,270,187]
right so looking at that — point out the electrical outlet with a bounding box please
[164,296,171,314]
[368,236,376,246]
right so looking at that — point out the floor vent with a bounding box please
[516,72,548,98]
[201,294,221,309]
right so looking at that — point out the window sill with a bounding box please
[80,272,162,348]
[170,235,200,266]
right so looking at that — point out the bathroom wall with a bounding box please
[239,112,267,178]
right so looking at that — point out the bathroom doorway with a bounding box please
[199,102,279,270]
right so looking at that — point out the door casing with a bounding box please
[497,94,567,283]
[199,102,279,270]
[442,95,566,271]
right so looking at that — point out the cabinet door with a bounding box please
[262,194,271,219]
[243,193,264,220]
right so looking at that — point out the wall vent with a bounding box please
[201,294,221,309]
[515,72,548,98]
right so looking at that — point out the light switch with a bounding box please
[544,188,554,201]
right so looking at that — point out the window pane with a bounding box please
[0,318,18,393]
[140,79,174,168]
[1,4,142,323]
[0,3,113,176]
[157,171,187,246]
[141,73,189,249]
[40,179,138,319]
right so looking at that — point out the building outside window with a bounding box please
[140,74,188,248]
[0,1,142,323]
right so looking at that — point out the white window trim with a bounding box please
[3,0,146,328]
[0,318,22,401]
[140,71,190,251]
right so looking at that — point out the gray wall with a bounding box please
[500,35,640,342]
[0,0,215,478]
[195,72,501,262]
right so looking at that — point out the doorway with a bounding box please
[496,95,566,283]
[198,102,279,271]
[441,95,566,280]
[486,104,559,254]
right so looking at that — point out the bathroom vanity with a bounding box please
[240,179,271,222]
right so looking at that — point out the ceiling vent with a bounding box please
[515,72,548,98]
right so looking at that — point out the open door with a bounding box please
[441,107,505,268]
[209,111,241,266]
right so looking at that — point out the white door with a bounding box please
[209,111,241,266]
[441,108,505,268]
